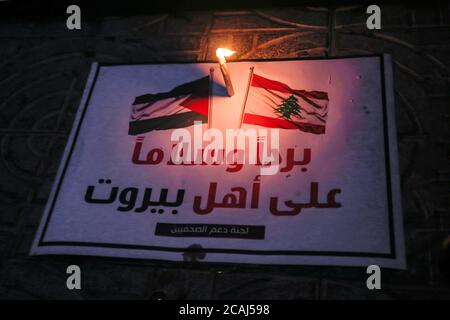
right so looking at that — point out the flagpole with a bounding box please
[238,66,254,129]
[208,67,214,129]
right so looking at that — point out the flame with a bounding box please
[216,48,235,64]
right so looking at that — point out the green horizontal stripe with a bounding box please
[128,111,207,135]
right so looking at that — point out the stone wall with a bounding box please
[0,2,449,299]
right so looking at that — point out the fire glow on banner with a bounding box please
[31,55,406,269]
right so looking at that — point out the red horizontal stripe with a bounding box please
[243,113,325,134]
[252,73,329,101]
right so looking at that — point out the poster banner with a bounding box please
[31,55,406,269]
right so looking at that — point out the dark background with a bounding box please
[0,0,449,299]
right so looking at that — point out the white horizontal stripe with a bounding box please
[245,87,328,126]
[131,96,190,121]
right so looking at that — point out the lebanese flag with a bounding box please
[242,73,329,134]
[129,76,209,135]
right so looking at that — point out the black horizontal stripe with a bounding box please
[128,111,207,135]
[133,76,209,105]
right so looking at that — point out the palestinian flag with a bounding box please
[242,73,329,134]
[129,76,209,135]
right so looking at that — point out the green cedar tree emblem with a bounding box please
[274,95,303,120]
